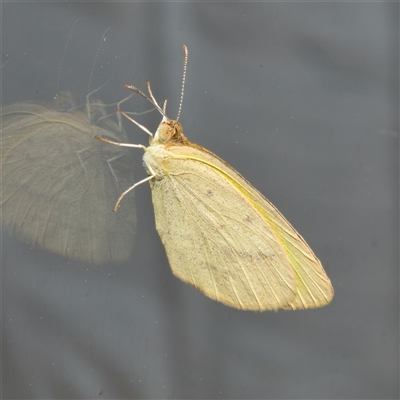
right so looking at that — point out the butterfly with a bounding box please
[97,45,334,310]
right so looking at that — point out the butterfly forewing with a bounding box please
[146,142,300,310]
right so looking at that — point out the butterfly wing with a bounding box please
[146,144,299,310]
[233,169,335,310]
[146,142,333,310]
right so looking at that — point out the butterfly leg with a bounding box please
[113,166,156,211]
[95,135,147,151]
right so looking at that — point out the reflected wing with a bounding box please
[1,100,137,264]
[149,144,333,310]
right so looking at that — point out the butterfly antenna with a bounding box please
[123,45,188,122]
[176,44,188,121]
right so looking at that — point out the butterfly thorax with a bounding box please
[151,119,188,146]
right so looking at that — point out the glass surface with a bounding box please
[1,2,398,399]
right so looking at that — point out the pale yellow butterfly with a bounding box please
[97,45,334,311]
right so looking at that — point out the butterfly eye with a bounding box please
[155,122,172,143]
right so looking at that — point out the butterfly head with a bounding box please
[152,118,186,146]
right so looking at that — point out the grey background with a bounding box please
[1,2,398,399]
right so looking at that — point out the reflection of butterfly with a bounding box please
[1,92,137,264]
[98,46,334,310]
